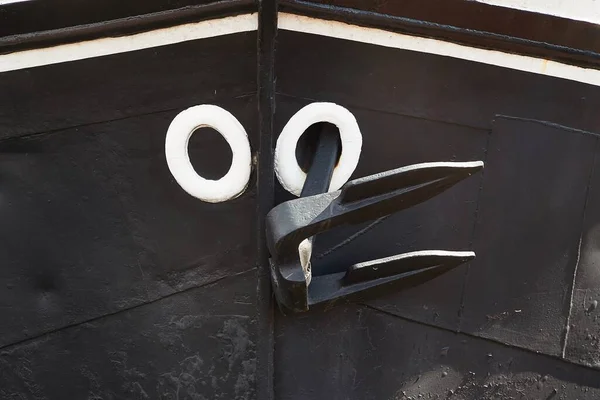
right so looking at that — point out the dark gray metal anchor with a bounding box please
[266,125,484,313]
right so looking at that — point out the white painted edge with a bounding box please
[278,13,600,88]
[3,10,599,88]
[165,104,252,203]
[474,0,600,26]
[0,0,30,4]
[354,250,476,269]
[0,13,258,72]
[274,102,363,197]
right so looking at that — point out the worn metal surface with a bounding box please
[0,32,257,140]
[2,1,600,398]
[275,305,600,400]
[280,0,600,69]
[564,134,600,368]
[0,31,260,398]
[461,116,597,355]
[0,272,258,400]
[0,0,257,53]
[274,25,600,398]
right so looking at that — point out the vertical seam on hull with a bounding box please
[256,0,277,399]
[561,136,599,358]
[458,127,492,332]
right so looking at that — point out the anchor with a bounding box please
[266,124,483,313]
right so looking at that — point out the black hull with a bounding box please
[1,1,600,399]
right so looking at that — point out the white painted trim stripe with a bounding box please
[0,13,258,72]
[279,13,600,87]
[2,11,600,88]
[474,0,600,26]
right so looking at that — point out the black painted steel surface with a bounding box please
[1,1,600,399]
[0,32,260,399]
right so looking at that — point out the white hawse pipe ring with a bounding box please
[274,102,363,196]
[165,105,252,203]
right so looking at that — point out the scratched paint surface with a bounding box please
[2,2,600,398]
[0,272,257,400]
[273,29,600,399]
[0,31,259,398]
